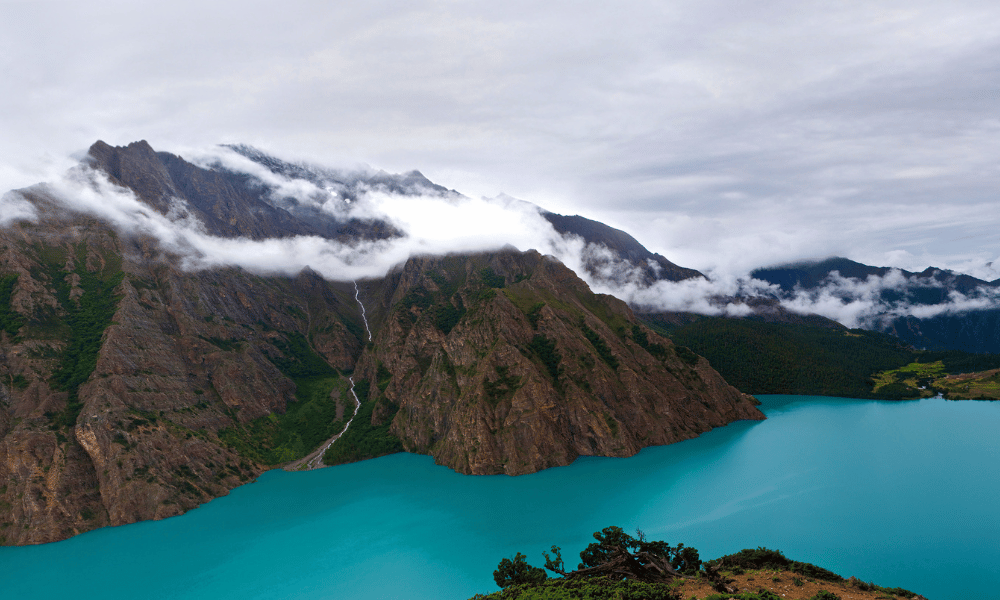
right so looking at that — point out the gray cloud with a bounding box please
[3,0,1000,280]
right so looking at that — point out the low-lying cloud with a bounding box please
[33,162,566,282]
[777,270,1000,328]
[9,146,1000,334]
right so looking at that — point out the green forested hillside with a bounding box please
[657,317,1000,399]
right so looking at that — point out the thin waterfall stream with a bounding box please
[355,280,372,342]
[303,281,372,469]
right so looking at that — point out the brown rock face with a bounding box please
[351,250,763,476]
[0,210,365,545]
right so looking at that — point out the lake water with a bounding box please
[2,395,998,600]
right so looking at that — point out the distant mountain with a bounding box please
[223,143,705,285]
[751,257,1000,353]
[542,213,703,284]
[753,256,999,299]
[223,143,458,200]
[88,140,703,287]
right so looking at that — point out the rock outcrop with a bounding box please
[350,251,761,475]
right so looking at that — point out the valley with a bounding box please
[0,140,997,598]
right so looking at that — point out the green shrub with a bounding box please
[323,377,403,466]
[526,303,545,329]
[706,547,843,583]
[0,274,25,336]
[480,267,506,289]
[582,324,618,369]
[494,553,547,588]
[476,577,681,600]
[433,299,466,334]
[528,335,561,383]
[44,244,124,428]
[484,365,521,407]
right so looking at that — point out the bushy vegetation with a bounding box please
[705,548,842,583]
[528,335,562,384]
[484,365,521,406]
[479,526,696,599]
[475,529,921,600]
[480,267,506,289]
[219,331,346,464]
[631,324,668,360]
[582,324,618,370]
[399,281,467,334]
[574,526,701,575]
[665,318,917,398]
[200,335,243,352]
[434,299,466,335]
[268,331,339,379]
[494,553,547,589]
[526,302,545,329]
[471,577,681,600]
[219,375,347,464]
[0,274,25,336]
[664,316,1000,399]
[323,378,404,465]
[702,592,785,600]
[43,244,124,428]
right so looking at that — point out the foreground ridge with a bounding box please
[475,527,925,600]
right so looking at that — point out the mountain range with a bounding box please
[751,257,1000,353]
[2,139,998,546]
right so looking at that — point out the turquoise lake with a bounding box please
[2,395,998,600]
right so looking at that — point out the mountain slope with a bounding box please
[0,207,371,544]
[340,250,760,475]
[0,140,762,544]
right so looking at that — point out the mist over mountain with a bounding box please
[8,140,1000,350]
[751,257,1000,352]
[0,140,764,546]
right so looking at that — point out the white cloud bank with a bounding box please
[7,143,1000,332]
[34,162,566,282]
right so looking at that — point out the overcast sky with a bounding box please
[3,0,1000,279]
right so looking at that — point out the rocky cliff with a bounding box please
[0,141,762,545]
[346,250,760,475]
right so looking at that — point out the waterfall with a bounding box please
[306,376,362,470]
[305,282,372,469]
[354,281,372,342]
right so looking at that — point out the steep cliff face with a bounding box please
[348,250,762,475]
[0,209,365,545]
